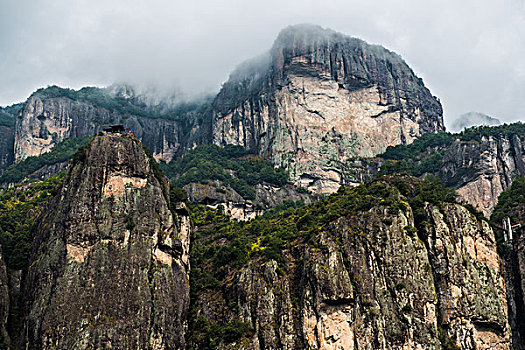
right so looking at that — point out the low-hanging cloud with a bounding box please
[1,0,524,129]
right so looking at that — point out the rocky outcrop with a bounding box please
[13,93,205,164]
[23,134,190,349]
[192,198,511,349]
[185,181,315,220]
[0,105,19,174]
[0,245,9,347]
[212,24,444,193]
[503,237,525,350]
[438,134,525,216]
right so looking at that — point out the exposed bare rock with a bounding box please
[13,94,203,164]
[23,134,190,349]
[424,204,510,349]
[212,24,444,193]
[191,188,511,349]
[184,181,315,220]
[0,104,20,174]
[438,134,525,216]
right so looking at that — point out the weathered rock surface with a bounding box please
[438,134,525,216]
[503,237,525,350]
[23,134,190,349]
[194,200,511,349]
[13,94,205,164]
[0,126,14,175]
[185,181,315,220]
[212,24,444,193]
[0,104,19,174]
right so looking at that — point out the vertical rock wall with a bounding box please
[193,201,512,349]
[23,134,190,349]
[212,24,444,193]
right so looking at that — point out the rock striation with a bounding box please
[190,180,512,349]
[212,24,444,193]
[13,94,201,164]
[0,105,19,175]
[23,133,190,349]
[184,181,315,220]
[438,134,525,216]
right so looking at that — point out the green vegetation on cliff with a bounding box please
[0,173,64,269]
[187,175,459,348]
[160,144,289,200]
[379,122,525,177]
[491,175,525,237]
[0,136,90,184]
[33,85,211,121]
[0,103,23,128]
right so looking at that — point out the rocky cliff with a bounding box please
[13,92,203,164]
[22,133,190,349]
[188,177,513,349]
[0,104,20,175]
[0,245,9,347]
[212,24,444,193]
[184,181,315,220]
[379,125,525,216]
[5,25,444,195]
[439,134,524,216]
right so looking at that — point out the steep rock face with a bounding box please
[23,134,190,349]
[0,246,9,347]
[212,24,444,193]
[503,238,525,349]
[13,95,199,163]
[439,135,525,216]
[0,105,19,174]
[194,201,511,349]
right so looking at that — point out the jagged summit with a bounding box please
[272,23,381,55]
[213,24,444,193]
[23,133,190,349]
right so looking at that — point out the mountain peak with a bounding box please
[24,132,190,348]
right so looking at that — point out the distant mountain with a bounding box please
[450,111,500,132]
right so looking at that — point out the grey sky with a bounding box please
[1,0,524,130]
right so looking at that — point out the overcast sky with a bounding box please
[1,0,524,129]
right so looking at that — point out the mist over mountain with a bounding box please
[450,112,501,132]
[2,0,525,126]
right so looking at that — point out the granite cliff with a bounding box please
[0,104,21,175]
[12,86,210,165]
[188,177,513,349]
[379,124,525,216]
[0,135,520,349]
[22,133,190,349]
[212,24,444,193]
